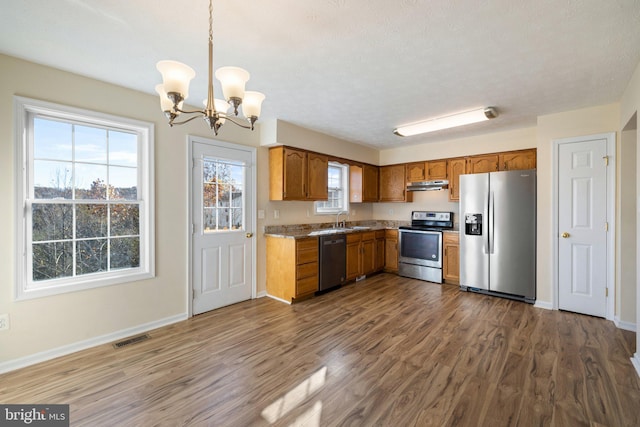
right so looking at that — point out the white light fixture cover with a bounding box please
[202,98,231,124]
[242,91,266,119]
[156,60,196,98]
[394,107,498,137]
[215,66,250,101]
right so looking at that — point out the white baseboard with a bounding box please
[0,313,188,375]
[632,353,640,378]
[533,300,553,310]
[614,317,637,332]
[256,290,267,298]
[266,294,291,305]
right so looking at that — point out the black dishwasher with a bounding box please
[318,234,346,292]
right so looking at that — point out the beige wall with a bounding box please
[619,60,640,359]
[536,104,620,307]
[2,52,638,370]
[0,54,261,364]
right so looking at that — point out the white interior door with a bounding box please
[191,138,255,315]
[558,137,608,317]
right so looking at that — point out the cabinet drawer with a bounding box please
[297,248,318,265]
[443,232,459,244]
[297,262,318,279]
[375,230,385,239]
[297,238,318,251]
[385,229,398,238]
[347,233,361,244]
[361,231,376,241]
[296,276,318,295]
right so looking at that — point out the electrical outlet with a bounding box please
[274,210,280,219]
[0,314,9,331]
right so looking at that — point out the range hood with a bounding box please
[406,180,449,191]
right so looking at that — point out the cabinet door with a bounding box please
[362,164,379,202]
[379,164,411,202]
[307,152,328,200]
[283,147,307,200]
[361,234,376,275]
[384,230,399,272]
[467,154,499,174]
[426,159,447,180]
[346,234,361,281]
[349,164,363,203]
[443,233,459,283]
[406,162,426,182]
[375,234,385,272]
[447,158,466,202]
[499,149,536,171]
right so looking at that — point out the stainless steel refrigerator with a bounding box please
[459,169,536,302]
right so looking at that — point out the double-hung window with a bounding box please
[14,97,154,300]
[314,162,349,214]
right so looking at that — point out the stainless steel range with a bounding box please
[398,211,454,283]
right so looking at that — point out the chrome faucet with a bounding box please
[335,210,348,229]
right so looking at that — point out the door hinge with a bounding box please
[606,287,609,297]
[192,223,196,234]
[605,222,609,232]
[603,155,609,166]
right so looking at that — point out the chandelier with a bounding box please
[155,0,265,135]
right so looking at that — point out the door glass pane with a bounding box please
[202,157,244,232]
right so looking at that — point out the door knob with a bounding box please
[246,232,254,238]
[561,232,570,238]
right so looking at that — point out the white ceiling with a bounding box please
[1,0,639,149]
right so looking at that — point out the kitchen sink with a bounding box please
[308,228,351,236]
[308,226,371,236]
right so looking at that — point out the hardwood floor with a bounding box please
[1,273,638,426]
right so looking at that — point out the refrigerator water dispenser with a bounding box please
[464,213,482,235]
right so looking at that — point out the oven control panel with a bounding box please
[411,211,451,221]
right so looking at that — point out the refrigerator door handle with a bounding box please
[488,191,495,254]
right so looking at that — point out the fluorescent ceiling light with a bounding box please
[394,107,498,137]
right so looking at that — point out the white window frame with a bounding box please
[14,96,155,300]
[314,162,349,215]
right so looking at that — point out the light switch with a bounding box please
[258,210,265,219]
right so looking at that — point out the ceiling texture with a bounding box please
[1,0,639,148]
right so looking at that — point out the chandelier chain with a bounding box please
[209,0,213,43]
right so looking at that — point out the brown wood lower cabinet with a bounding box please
[443,232,459,284]
[266,236,319,302]
[384,229,399,273]
[346,230,387,281]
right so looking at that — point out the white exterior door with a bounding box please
[191,138,255,315]
[557,136,609,317]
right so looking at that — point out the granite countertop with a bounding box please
[264,221,406,239]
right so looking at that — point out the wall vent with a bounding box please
[113,333,151,349]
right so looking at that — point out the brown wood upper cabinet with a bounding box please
[466,149,536,175]
[269,146,328,201]
[379,164,412,202]
[350,163,379,203]
[447,158,466,202]
[499,149,536,171]
[406,160,447,182]
[466,153,499,174]
[406,162,426,182]
[427,159,447,180]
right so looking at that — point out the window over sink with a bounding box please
[314,162,349,215]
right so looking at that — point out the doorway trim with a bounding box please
[552,132,616,320]
[187,135,257,317]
